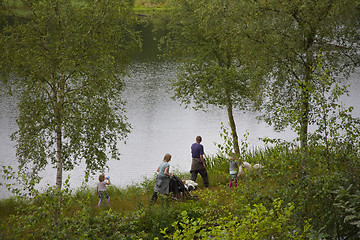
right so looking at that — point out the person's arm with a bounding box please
[200,144,206,168]
[96,184,99,194]
[157,166,160,172]
[164,167,173,177]
[106,178,111,185]
[200,154,206,168]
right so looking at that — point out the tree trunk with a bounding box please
[299,33,314,172]
[299,85,309,149]
[300,83,309,173]
[55,79,65,190]
[224,50,240,156]
[54,79,65,222]
[55,120,63,190]
[226,90,240,156]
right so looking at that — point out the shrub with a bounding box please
[162,199,311,239]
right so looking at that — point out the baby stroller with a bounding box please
[169,175,198,201]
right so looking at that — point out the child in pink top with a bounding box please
[97,174,110,207]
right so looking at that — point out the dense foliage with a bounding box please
[0,0,141,190]
[1,0,360,239]
[161,0,360,156]
[1,140,360,239]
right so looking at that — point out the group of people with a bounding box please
[96,135,214,206]
[151,135,208,203]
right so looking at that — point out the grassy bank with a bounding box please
[1,144,359,239]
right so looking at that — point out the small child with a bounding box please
[229,155,238,188]
[97,173,110,207]
[182,179,198,192]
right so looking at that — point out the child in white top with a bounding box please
[97,173,110,207]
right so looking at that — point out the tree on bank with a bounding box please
[162,0,359,169]
[0,0,141,191]
[161,0,259,156]
[243,0,360,153]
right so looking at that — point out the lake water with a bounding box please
[1,32,359,199]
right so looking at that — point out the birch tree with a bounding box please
[244,0,360,151]
[0,0,141,190]
[162,0,260,156]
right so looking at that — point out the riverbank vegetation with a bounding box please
[1,0,360,239]
[1,142,360,239]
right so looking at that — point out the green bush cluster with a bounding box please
[235,143,360,239]
[162,199,310,239]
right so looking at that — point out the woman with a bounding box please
[151,153,173,203]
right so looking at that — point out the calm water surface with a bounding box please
[0,61,359,199]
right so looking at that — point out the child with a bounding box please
[151,153,173,203]
[182,179,198,191]
[97,173,110,207]
[229,155,238,188]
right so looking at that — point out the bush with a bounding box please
[162,199,311,239]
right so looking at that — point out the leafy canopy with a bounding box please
[0,0,141,189]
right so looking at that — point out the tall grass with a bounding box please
[1,144,360,239]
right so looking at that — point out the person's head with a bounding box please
[99,174,105,182]
[163,153,172,162]
[196,136,202,143]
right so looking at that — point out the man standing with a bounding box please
[190,136,209,187]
